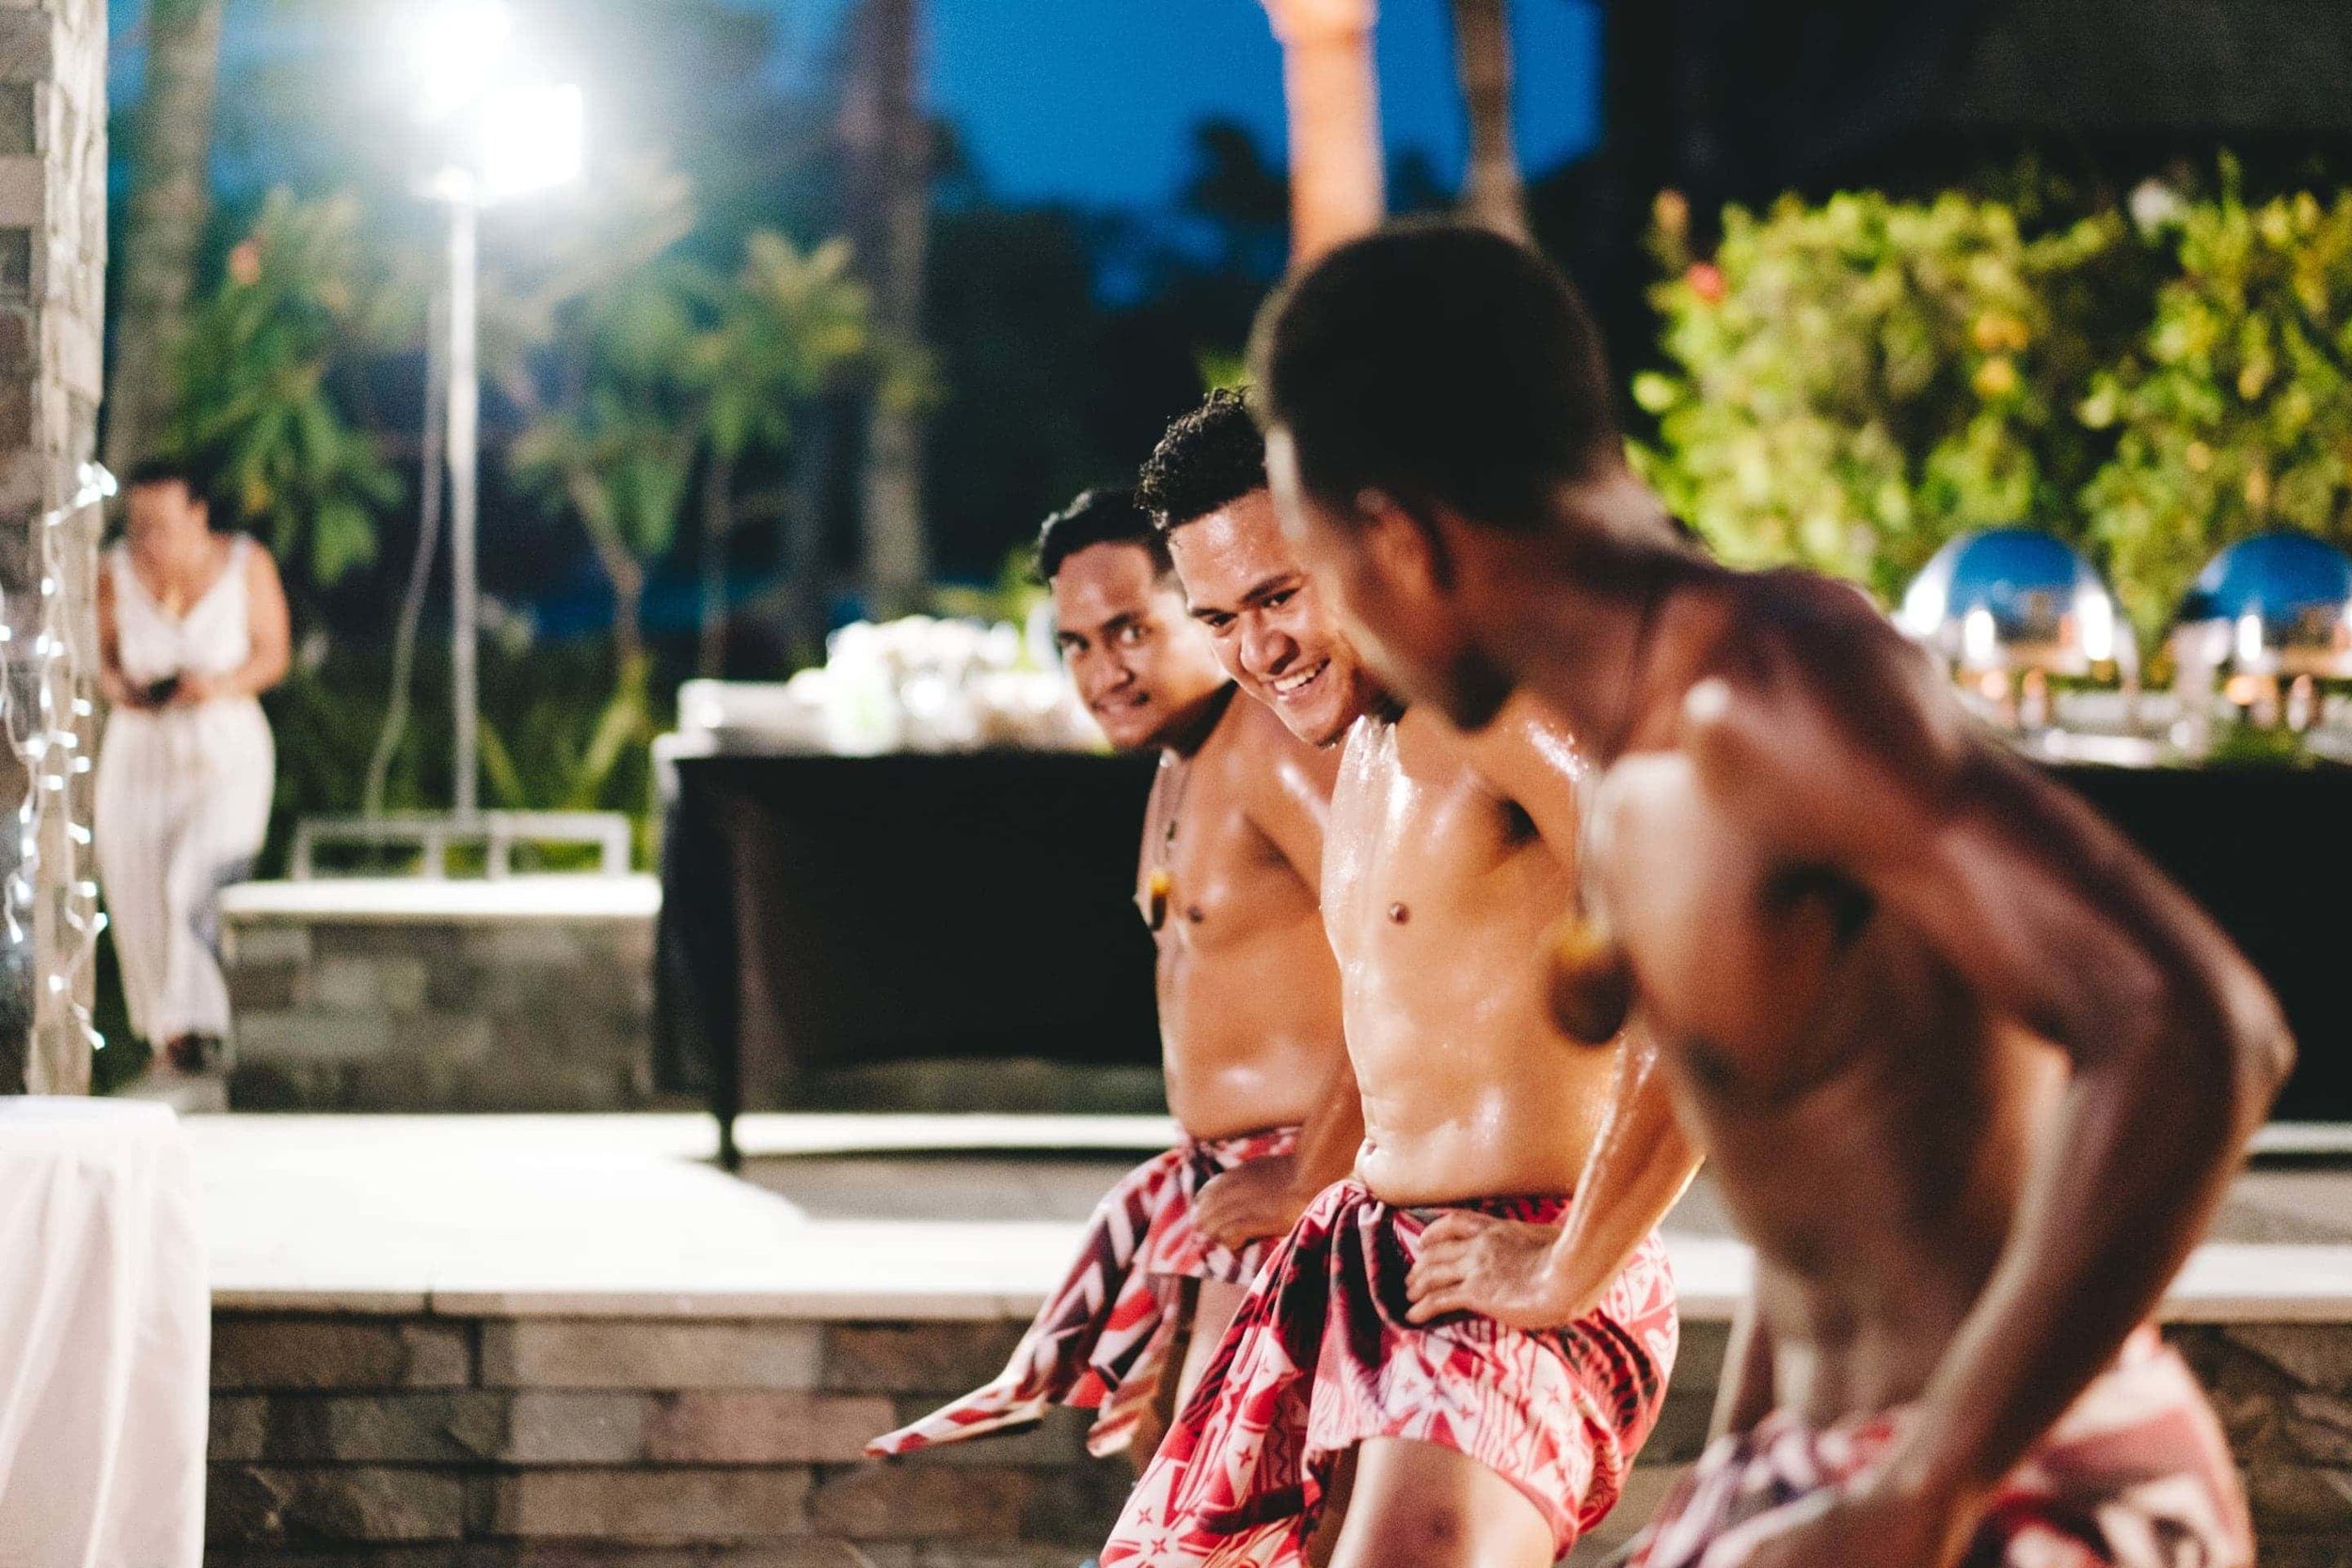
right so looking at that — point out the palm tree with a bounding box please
[508,337,694,806]
[166,191,402,598]
[689,236,877,676]
[511,263,703,696]
[1449,0,1529,239]
[107,0,226,474]
[1259,0,1386,265]
[840,0,932,618]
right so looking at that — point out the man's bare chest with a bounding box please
[1327,764,1559,969]
[1589,752,1880,1082]
[1139,772,1308,944]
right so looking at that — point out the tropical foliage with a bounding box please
[1634,189,2139,601]
[144,150,886,852]
[163,190,405,593]
[1638,174,2352,645]
[2081,176,2352,635]
[507,230,885,804]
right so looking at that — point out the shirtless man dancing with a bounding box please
[872,487,1355,1464]
[1101,393,1695,1568]
[1248,222,2286,1568]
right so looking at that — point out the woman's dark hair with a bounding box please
[120,456,214,511]
[1248,221,1619,531]
[1034,486,1171,582]
[1136,388,1267,533]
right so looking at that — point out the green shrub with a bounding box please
[262,640,667,877]
[1634,189,2145,604]
[2081,176,2352,639]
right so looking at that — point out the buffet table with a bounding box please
[0,1099,208,1565]
[658,752,1160,1161]
[658,754,2352,1151]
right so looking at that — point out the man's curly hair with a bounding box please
[1136,388,1268,533]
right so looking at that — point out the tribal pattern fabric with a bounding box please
[1101,1180,1679,1567]
[1623,1330,2253,1568]
[867,1125,1300,1460]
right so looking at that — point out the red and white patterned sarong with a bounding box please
[1101,1180,1680,1567]
[867,1125,1299,1460]
[1624,1329,2252,1568]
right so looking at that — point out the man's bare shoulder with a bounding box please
[1693,570,1966,762]
[1218,689,1344,795]
[1665,569,1984,856]
[1446,693,1585,808]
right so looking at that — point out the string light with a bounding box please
[1,462,116,1060]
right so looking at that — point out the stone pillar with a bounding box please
[1262,0,1386,267]
[0,0,104,1095]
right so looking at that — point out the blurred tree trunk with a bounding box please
[1262,0,1386,267]
[104,0,224,474]
[568,478,648,682]
[1449,0,1529,239]
[783,404,837,668]
[697,453,734,678]
[841,0,930,619]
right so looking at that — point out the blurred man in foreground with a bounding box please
[1101,396,1693,1568]
[870,488,1356,1465]
[1248,222,2283,1568]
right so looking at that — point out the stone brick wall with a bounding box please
[0,0,104,1092]
[204,1311,2352,1568]
[2172,1323,2352,1566]
[221,907,659,1112]
[207,1312,1122,1567]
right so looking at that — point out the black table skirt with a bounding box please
[2057,764,2350,1123]
[658,753,2352,1133]
[656,752,1162,1135]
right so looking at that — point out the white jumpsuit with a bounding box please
[94,536,276,1045]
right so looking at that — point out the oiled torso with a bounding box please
[1324,705,1618,1207]
[1587,744,2060,1422]
[1144,695,1346,1140]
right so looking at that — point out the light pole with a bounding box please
[413,8,582,821]
[444,187,482,818]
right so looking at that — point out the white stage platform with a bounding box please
[188,1113,2352,1323]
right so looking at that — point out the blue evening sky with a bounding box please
[114,1,1603,214]
[774,0,1605,208]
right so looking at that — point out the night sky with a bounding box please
[116,0,1604,214]
[827,0,1605,208]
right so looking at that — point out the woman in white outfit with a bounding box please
[95,461,290,1077]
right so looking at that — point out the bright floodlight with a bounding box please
[476,83,585,203]
[411,1,515,124]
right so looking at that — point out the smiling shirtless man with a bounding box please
[1100,394,1695,1568]
[1248,222,2285,1568]
[872,487,1355,1465]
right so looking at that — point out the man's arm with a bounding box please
[1710,1291,1775,1441]
[1408,1018,1701,1326]
[1195,716,1358,1245]
[1406,704,1705,1327]
[1689,610,2291,1554]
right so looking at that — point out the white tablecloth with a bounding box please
[0,1099,207,1568]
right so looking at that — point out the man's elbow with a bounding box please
[2172,965,2295,1138]
[2224,976,2296,1119]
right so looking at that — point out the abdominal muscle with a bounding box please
[1344,974,1617,1208]
[1677,975,2062,1426]
[1159,901,1347,1142]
